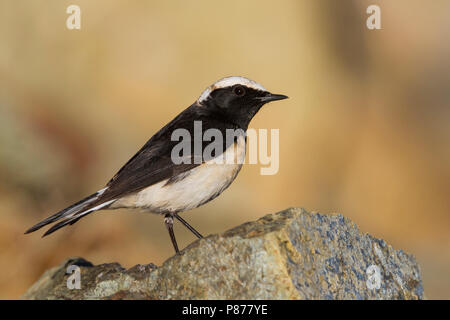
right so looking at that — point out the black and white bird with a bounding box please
[25,76,288,253]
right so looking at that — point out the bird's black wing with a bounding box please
[98,104,233,203]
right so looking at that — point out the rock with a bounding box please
[22,208,424,300]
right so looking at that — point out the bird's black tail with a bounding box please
[25,188,114,237]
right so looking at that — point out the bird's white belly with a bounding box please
[111,136,246,213]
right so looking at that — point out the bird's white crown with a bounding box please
[197,76,267,104]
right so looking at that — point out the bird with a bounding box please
[25,76,288,253]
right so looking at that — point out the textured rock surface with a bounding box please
[23,208,424,300]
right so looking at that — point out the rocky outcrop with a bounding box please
[23,208,424,299]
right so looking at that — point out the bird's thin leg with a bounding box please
[164,213,179,254]
[173,213,203,239]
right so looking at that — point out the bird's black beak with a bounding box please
[256,93,289,103]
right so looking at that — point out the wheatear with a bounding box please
[26,76,288,253]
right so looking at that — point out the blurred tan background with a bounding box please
[1,0,449,299]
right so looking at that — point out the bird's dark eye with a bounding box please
[233,85,245,96]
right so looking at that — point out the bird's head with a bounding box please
[196,76,288,129]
